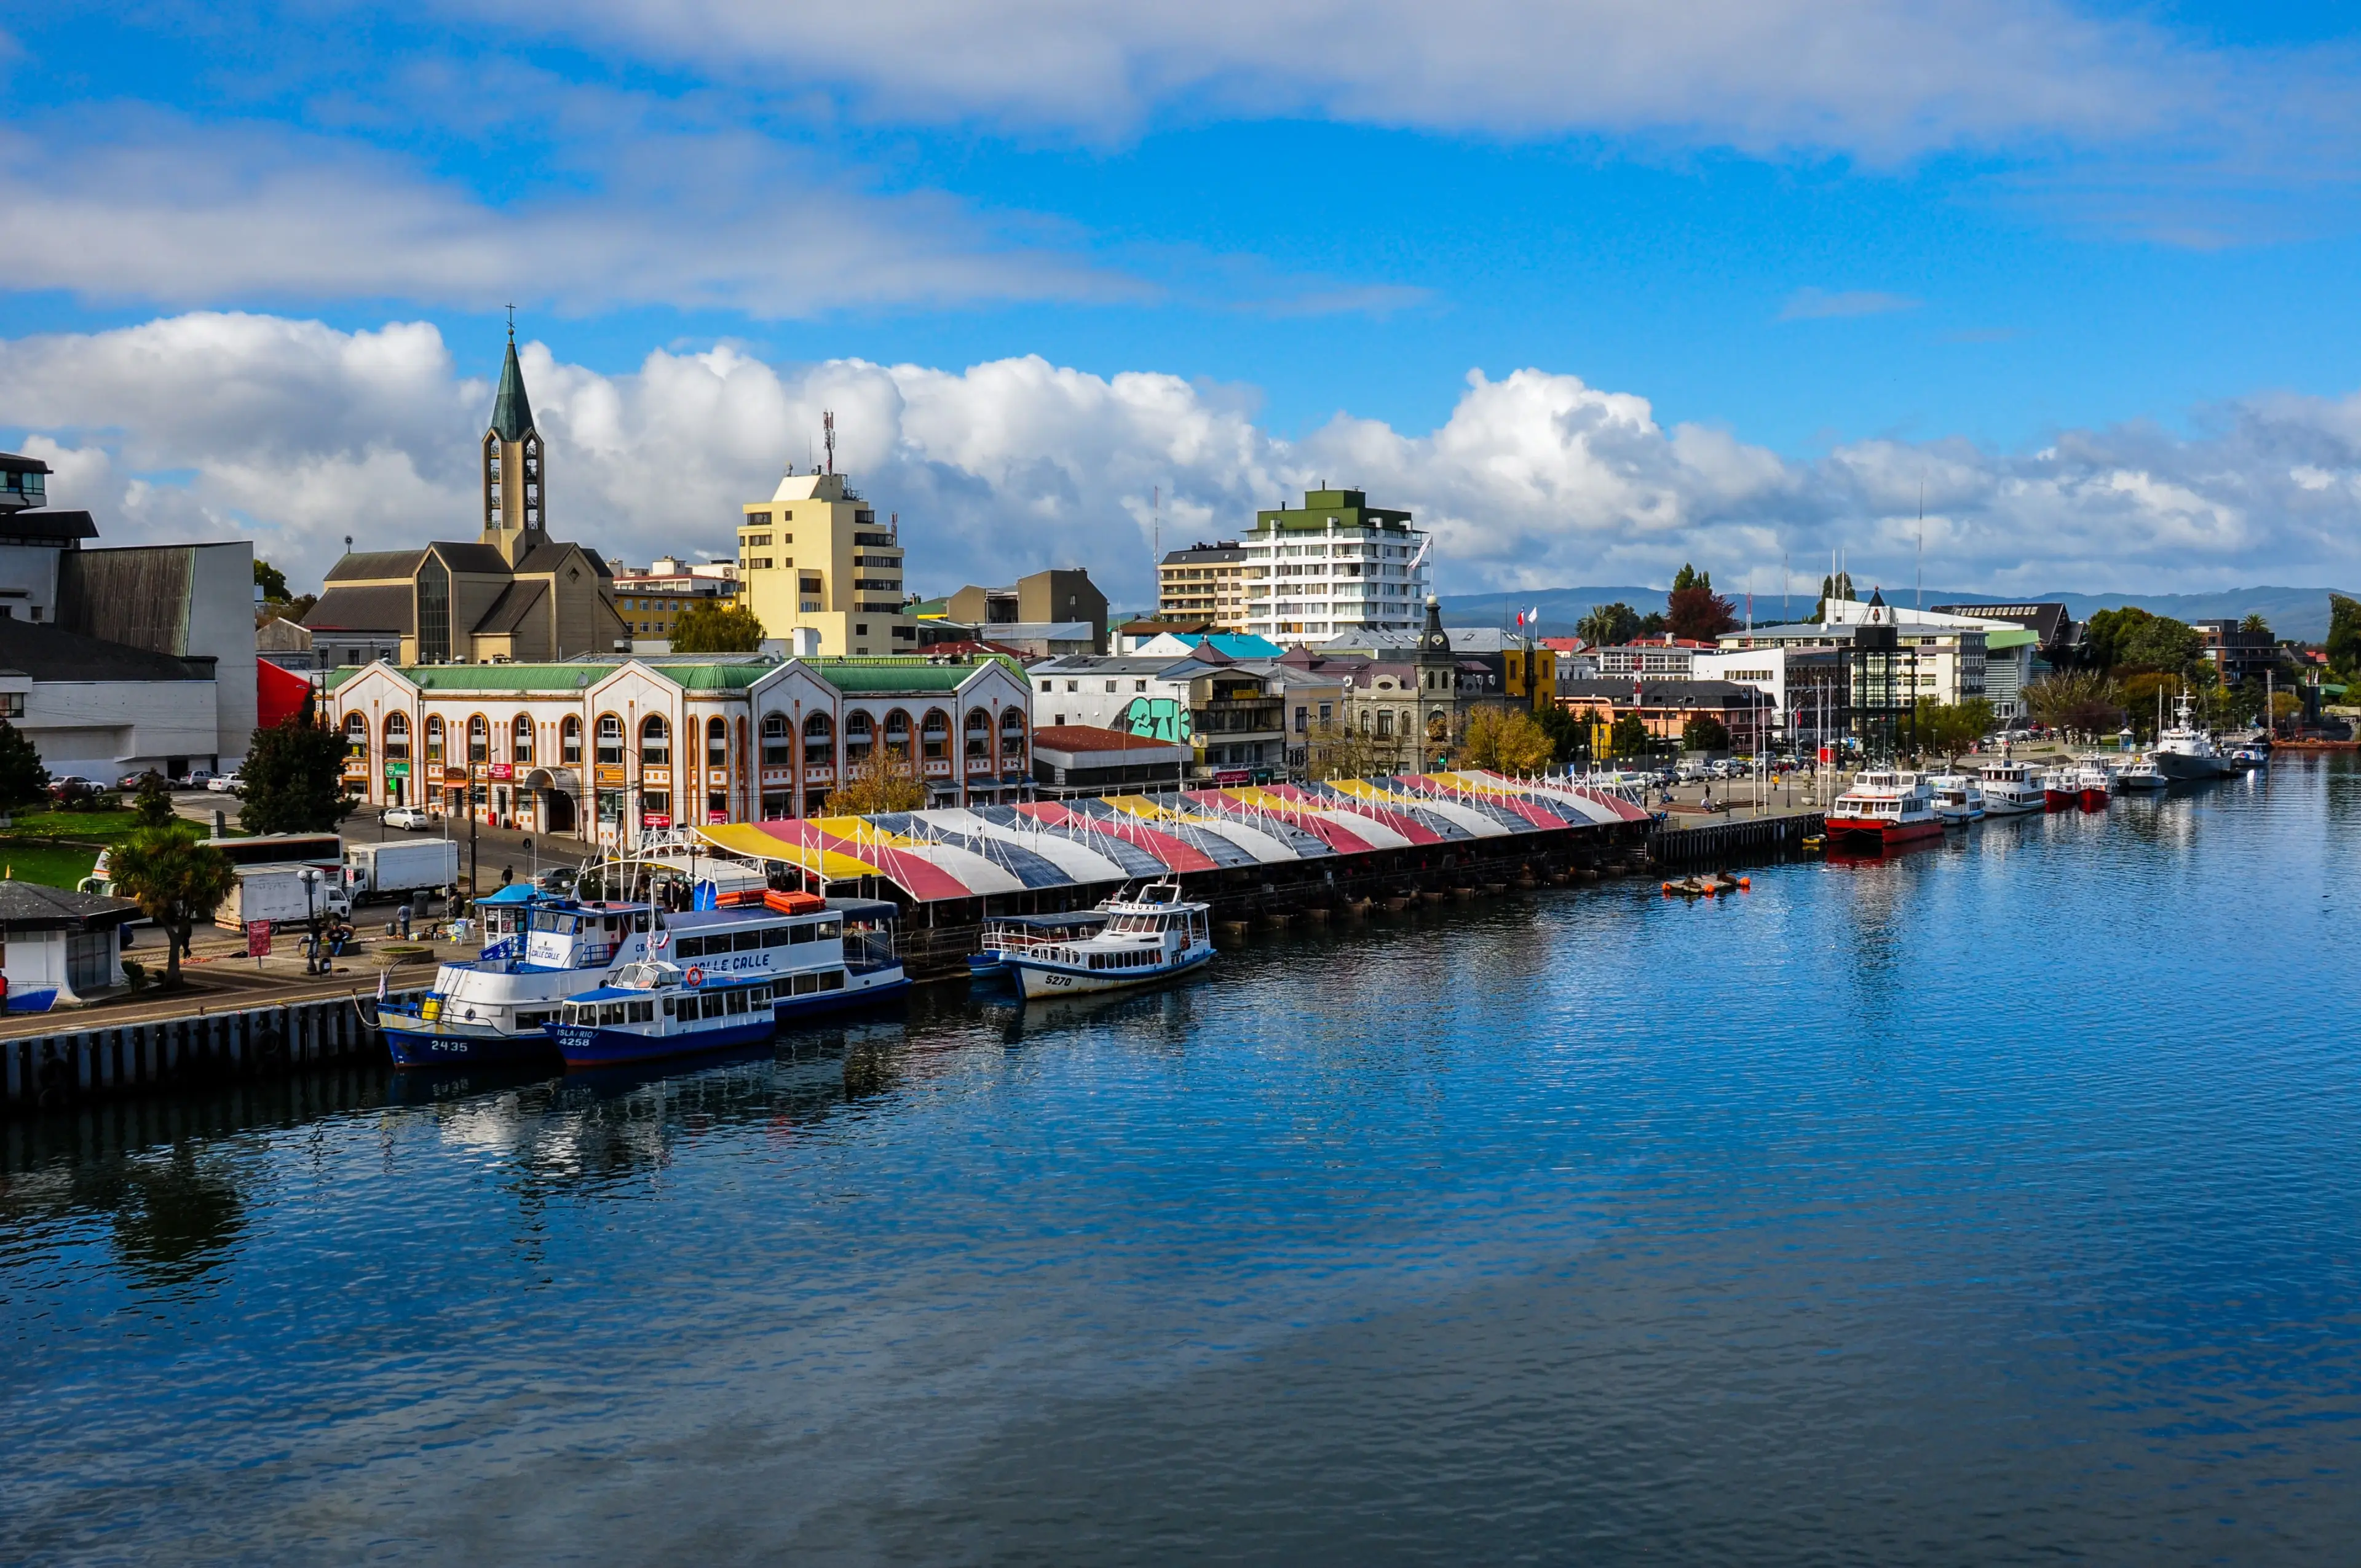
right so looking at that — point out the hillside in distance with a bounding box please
[1442,585,2355,642]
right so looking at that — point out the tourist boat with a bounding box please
[2074,762,2113,811]
[1824,769,1943,847]
[970,909,1109,979]
[1926,772,1986,825]
[2115,754,2167,791]
[547,897,909,1067]
[2153,692,2235,781]
[2041,766,2079,811]
[1974,759,2045,815]
[1000,880,1214,999]
[378,893,661,1067]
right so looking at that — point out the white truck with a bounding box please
[343,838,460,902]
[215,864,352,930]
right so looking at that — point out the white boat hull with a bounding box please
[1011,946,1212,999]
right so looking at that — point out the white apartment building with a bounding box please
[1241,488,1430,646]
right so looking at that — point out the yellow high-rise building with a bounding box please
[737,470,915,655]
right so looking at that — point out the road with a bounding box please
[173,791,601,891]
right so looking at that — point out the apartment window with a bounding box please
[1066,681,1077,692]
[854,623,868,636]
[1295,706,1308,734]
[562,716,582,764]
[1105,680,1117,692]
[1136,681,1147,692]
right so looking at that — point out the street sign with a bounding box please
[488,763,513,781]
[384,761,409,777]
[245,920,272,958]
[643,812,672,828]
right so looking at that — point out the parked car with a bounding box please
[177,769,217,789]
[116,770,157,791]
[207,773,241,793]
[381,806,433,831]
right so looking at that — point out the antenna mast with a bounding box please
[1152,484,1161,616]
[822,411,836,476]
[1915,480,1924,613]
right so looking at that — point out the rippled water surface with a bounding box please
[8,761,2361,1564]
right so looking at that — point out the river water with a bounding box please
[6,759,2360,1564]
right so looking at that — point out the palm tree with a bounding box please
[113,825,237,989]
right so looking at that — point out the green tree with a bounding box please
[1913,698,1995,762]
[1576,601,1642,647]
[1808,572,1855,623]
[1635,611,1669,638]
[1608,713,1653,759]
[253,558,290,602]
[2084,606,2204,676]
[2327,593,2361,678]
[2240,612,2271,637]
[1531,701,1583,765]
[1680,714,1731,753]
[239,691,354,834]
[669,600,765,653]
[1671,563,1709,593]
[0,717,49,812]
[1666,564,1737,643]
[113,823,237,989]
[132,770,176,829]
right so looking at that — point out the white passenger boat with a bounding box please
[1825,769,1943,847]
[1975,759,2046,815]
[1926,772,1987,825]
[1002,881,1214,999]
[379,893,660,1067]
[2115,754,2167,791]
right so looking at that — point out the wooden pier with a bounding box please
[1648,810,1825,868]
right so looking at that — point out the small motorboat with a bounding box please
[1002,880,1214,1000]
[2116,755,2167,791]
[971,909,1110,980]
[1926,772,1986,825]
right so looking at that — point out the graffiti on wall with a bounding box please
[1121,697,1192,743]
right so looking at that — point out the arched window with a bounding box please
[964,707,991,761]
[512,714,534,764]
[1377,710,1394,739]
[707,715,727,767]
[999,709,1026,766]
[342,712,368,756]
[425,716,446,762]
[920,708,950,761]
[882,710,912,761]
[803,711,834,751]
[467,714,489,764]
[761,713,793,766]
[640,715,669,765]
[596,714,623,767]
[561,716,582,765]
[844,710,873,762]
[383,712,410,761]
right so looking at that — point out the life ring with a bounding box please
[685,966,704,987]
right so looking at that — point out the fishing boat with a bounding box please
[970,909,1109,979]
[2153,692,2235,781]
[2115,754,2167,791]
[1926,772,1987,825]
[378,893,660,1067]
[2041,766,2079,811]
[547,897,909,1067]
[1001,880,1214,999]
[1825,769,1943,848]
[1974,759,2045,815]
[2075,761,2113,810]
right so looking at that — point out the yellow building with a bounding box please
[1158,541,1248,631]
[737,470,915,655]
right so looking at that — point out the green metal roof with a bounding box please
[405,663,601,692]
[491,335,535,441]
[668,664,774,691]
[807,656,1018,692]
[345,654,1019,697]
[1984,626,2040,649]
[1249,485,1414,536]
[321,666,365,691]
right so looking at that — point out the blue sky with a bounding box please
[4,0,2361,601]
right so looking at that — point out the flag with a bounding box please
[376,967,389,1001]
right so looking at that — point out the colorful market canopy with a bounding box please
[694,771,1647,906]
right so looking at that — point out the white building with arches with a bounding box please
[322,654,1033,844]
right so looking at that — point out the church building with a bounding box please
[304,330,628,665]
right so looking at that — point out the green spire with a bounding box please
[490,327,534,443]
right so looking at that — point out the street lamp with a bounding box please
[298,866,323,976]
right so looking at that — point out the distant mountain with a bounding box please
[1442,585,2357,641]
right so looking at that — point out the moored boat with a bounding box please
[379,894,658,1067]
[1825,769,1943,847]
[1003,880,1214,999]
[2075,762,2113,811]
[1926,772,1987,825]
[2116,754,2167,791]
[2153,692,2236,780]
[2041,766,2078,811]
[1975,759,2045,815]
[971,909,1110,979]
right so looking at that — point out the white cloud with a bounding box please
[2,313,2358,608]
[437,0,2272,162]
[0,118,1139,317]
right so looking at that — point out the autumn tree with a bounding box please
[1665,564,1738,643]
[670,601,765,654]
[829,744,925,815]
[1458,707,1554,773]
[2025,671,2124,737]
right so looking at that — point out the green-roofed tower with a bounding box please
[480,320,547,567]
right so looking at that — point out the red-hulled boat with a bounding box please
[2041,766,2077,811]
[2075,761,2112,811]
[1825,770,1945,848]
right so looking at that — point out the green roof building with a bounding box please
[1241,488,1431,647]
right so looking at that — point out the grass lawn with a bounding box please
[0,807,142,841]
[0,839,106,889]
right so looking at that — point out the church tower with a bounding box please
[480,324,546,568]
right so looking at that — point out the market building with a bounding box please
[323,652,1033,843]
